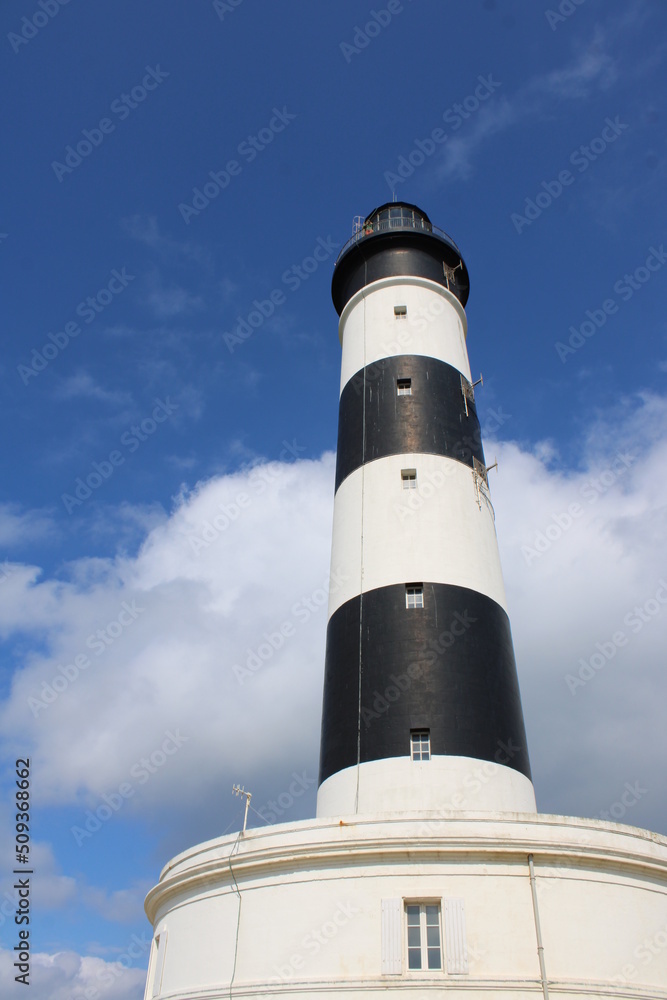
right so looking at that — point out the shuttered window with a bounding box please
[381,898,402,974]
[444,897,469,974]
[151,929,167,997]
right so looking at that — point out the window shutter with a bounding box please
[444,898,468,974]
[151,928,168,997]
[381,898,402,974]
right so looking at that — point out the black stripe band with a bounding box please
[318,582,532,786]
[335,356,485,492]
[332,240,469,316]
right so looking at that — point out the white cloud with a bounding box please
[82,883,154,924]
[54,372,133,408]
[533,29,617,99]
[144,280,203,318]
[488,392,667,828]
[121,214,213,272]
[0,456,335,827]
[0,946,146,1000]
[0,394,666,845]
[0,505,55,550]
[437,21,621,182]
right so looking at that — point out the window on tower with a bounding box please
[397,378,412,395]
[394,304,407,318]
[410,730,430,761]
[401,469,417,489]
[405,584,423,609]
[406,902,442,970]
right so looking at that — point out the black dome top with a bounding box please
[331,202,469,314]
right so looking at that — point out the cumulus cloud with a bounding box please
[0,394,666,856]
[436,15,630,182]
[0,946,146,1000]
[0,455,336,848]
[489,391,667,830]
[0,505,55,550]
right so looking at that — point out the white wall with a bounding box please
[145,813,667,1000]
[316,756,537,818]
[329,454,506,617]
[338,277,471,393]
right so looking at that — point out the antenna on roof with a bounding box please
[232,784,252,834]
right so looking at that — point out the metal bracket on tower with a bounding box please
[461,373,483,416]
[473,456,489,488]
[443,259,463,291]
[232,784,252,834]
[472,457,497,515]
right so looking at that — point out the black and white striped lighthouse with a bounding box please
[317,202,536,817]
[144,202,667,1000]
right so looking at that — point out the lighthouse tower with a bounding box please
[143,204,667,1000]
[318,201,535,819]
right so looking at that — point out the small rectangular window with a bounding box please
[401,469,417,489]
[406,903,442,970]
[405,584,423,609]
[394,304,407,318]
[397,378,412,396]
[411,730,430,761]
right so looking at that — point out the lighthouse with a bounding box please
[143,204,667,1000]
[318,201,535,818]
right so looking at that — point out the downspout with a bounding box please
[528,853,550,1000]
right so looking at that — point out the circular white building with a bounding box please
[143,205,667,999]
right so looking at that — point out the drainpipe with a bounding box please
[528,853,550,1000]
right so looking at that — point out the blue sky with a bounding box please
[1,1,666,996]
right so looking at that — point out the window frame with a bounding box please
[410,729,431,761]
[405,901,443,972]
[401,469,417,489]
[396,378,412,396]
[405,584,423,609]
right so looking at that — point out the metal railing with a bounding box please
[334,215,462,265]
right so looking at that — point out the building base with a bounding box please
[144,811,667,999]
